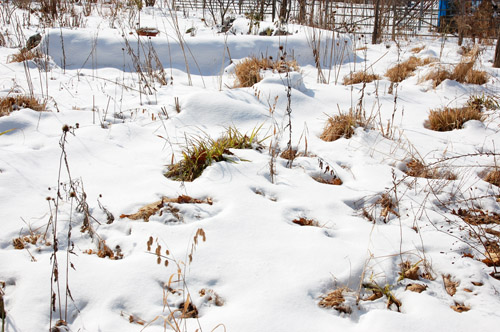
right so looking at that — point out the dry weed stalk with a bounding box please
[142,230,224,332]
[1,282,5,332]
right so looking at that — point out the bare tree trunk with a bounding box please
[372,0,381,44]
[494,33,500,68]
[272,0,276,21]
[280,0,288,21]
[298,0,306,24]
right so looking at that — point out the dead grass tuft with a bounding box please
[343,71,380,85]
[12,232,42,250]
[405,159,456,180]
[165,127,265,181]
[423,67,451,87]
[398,261,420,281]
[313,176,343,186]
[280,148,297,160]
[411,46,425,53]
[8,48,42,63]
[320,111,363,142]
[234,56,299,87]
[424,106,483,131]
[405,283,427,293]
[377,193,400,222]
[385,56,434,83]
[319,287,352,314]
[466,94,499,111]
[424,46,488,87]
[0,95,47,117]
[451,302,470,313]
[443,274,459,296]
[292,217,319,227]
[452,208,500,226]
[120,195,213,222]
[484,169,500,187]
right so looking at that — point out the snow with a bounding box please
[0,3,500,332]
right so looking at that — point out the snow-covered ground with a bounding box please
[0,2,500,332]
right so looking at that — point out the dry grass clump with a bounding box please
[405,159,457,180]
[424,106,483,131]
[8,48,42,63]
[411,45,425,53]
[234,56,299,87]
[12,233,42,249]
[0,95,47,117]
[451,302,470,313]
[313,176,343,186]
[424,46,488,87]
[385,56,434,83]
[398,261,420,281]
[452,208,500,226]
[319,287,352,314]
[423,67,451,87]
[377,193,399,222]
[405,283,427,293]
[165,127,265,181]
[483,169,500,187]
[320,111,364,142]
[466,94,499,111]
[451,63,488,85]
[280,148,297,160]
[343,71,380,85]
[292,217,319,227]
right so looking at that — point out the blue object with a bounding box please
[438,0,450,27]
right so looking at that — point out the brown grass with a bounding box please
[343,71,380,85]
[423,67,451,87]
[484,169,500,187]
[424,106,483,131]
[8,48,42,63]
[385,56,434,83]
[411,46,425,53]
[280,148,297,160]
[313,175,343,186]
[234,56,299,88]
[292,217,319,227]
[0,95,47,117]
[12,233,41,250]
[319,287,352,314]
[424,46,488,87]
[405,159,456,180]
[320,111,363,142]
[451,303,470,313]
